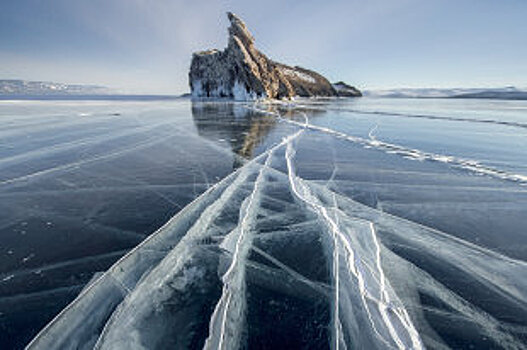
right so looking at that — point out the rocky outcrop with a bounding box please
[332,81,362,97]
[189,12,361,100]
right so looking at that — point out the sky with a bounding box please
[1,0,526,94]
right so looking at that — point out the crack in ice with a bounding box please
[250,103,527,185]
[284,135,424,350]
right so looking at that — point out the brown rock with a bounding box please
[189,12,361,100]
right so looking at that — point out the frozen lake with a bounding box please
[1,98,526,349]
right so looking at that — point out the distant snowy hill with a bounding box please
[0,80,110,95]
[364,87,527,100]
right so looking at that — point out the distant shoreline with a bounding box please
[363,88,527,101]
[0,94,183,101]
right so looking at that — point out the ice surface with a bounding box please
[22,100,527,349]
[251,103,527,184]
[1,98,526,349]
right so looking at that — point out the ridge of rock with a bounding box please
[332,81,363,97]
[189,12,361,100]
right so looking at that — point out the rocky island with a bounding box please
[189,12,361,100]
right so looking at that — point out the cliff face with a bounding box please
[189,12,360,100]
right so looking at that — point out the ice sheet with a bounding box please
[25,102,527,349]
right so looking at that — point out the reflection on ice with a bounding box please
[27,103,527,349]
[192,102,277,169]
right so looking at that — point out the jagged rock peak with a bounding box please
[189,12,361,100]
[227,12,254,47]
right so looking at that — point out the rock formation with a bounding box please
[332,81,363,97]
[189,12,361,100]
